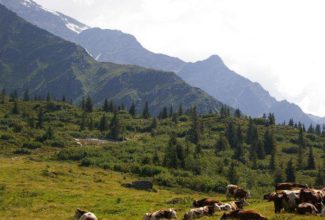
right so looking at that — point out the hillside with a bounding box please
[0,0,318,125]
[0,4,223,114]
[0,95,324,219]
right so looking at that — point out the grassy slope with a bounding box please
[0,155,321,220]
[0,100,324,219]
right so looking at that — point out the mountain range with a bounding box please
[0,0,322,124]
[0,3,223,114]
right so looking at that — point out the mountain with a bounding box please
[178,55,313,124]
[0,0,88,41]
[308,114,325,125]
[0,3,224,114]
[0,0,318,124]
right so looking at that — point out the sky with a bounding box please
[34,0,325,117]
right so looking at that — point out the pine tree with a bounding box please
[103,98,109,112]
[0,89,5,104]
[297,144,304,170]
[44,126,54,139]
[129,102,136,117]
[315,167,324,187]
[269,148,276,171]
[62,95,66,103]
[178,104,183,115]
[298,127,306,148]
[234,109,241,118]
[10,90,18,101]
[142,101,150,119]
[11,101,19,114]
[188,107,200,145]
[85,96,93,112]
[87,116,94,130]
[152,147,161,165]
[169,106,173,118]
[285,160,296,182]
[227,163,239,184]
[268,113,276,125]
[215,134,230,154]
[150,117,158,131]
[164,133,178,168]
[264,129,276,154]
[80,112,86,131]
[315,124,321,135]
[306,146,316,170]
[110,112,124,140]
[225,121,237,149]
[172,113,178,124]
[99,114,109,132]
[37,108,44,129]
[288,119,294,126]
[46,92,51,102]
[256,140,266,159]
[308,124,315,133]
[80,97,85,110]
[176,143,185,168]
[246,118,257,145]
[233,126,245,163]
[274,168,284,183]
[23,90,30,101]
[161,107,168,119]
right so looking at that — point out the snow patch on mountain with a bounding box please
[95,53,102,61]
[65,22,88,34]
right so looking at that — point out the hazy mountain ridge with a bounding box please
[0,0,318,124]
[0,3,224,114]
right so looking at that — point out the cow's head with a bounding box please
[79,212,98,220]
[213,203,221,212]
[168,208,177,219]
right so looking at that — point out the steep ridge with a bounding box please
[0,0,317,124]
[0,4,224,114]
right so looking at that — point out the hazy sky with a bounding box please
[34,0,325,117]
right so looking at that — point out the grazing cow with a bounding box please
[275,183,308,191]
[296,203,318,215]
[192,198,220,207]
[183,205,217,220]
[263,192,277,201]
[220,210,267,220]
[144,209,177,220]
[282,190,300,212]
[75,209,98,220]
[226,185,251,200]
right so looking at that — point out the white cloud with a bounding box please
[34,0,325,117]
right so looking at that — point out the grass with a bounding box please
[0,155,322,220]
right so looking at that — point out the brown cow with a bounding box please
[275,183,308,191]
[144,209,177,220]
[220,210,267,220]
[296,203,318,215]
[192,198,221,207]
[299,188,324,204]
[226,185,251,200]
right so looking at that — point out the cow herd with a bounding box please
[142,184,257,220]
[74,182,325,220]
[264,182,325,216]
